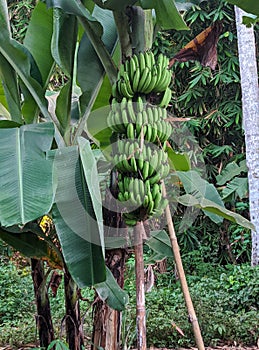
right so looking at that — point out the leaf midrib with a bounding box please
[16,127,24,223]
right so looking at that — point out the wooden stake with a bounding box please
[163,183,205,350]
[134,221,147,350]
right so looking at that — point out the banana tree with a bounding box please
[0,1,255,350]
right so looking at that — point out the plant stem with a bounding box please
[134,221,146,350]
[162,183,205,350]
[31,259,55,348]
[113,11,132,61]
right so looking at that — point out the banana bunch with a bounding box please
[117,175,168,225]
[112,51,171,100]
[106,51,174,226]
[114,141,170,179]
[107,97,172,142]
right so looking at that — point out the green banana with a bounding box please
[133,67,141,92]
[122,156,132,173]
[129,56,137,82]
[136,96,144,112]
[138,52,146,73]
[127,99,136,123]
[144,66,158,94]
[138,179,145,200]
[140,68,152,93]
[120,80,134,99]
[138,66,150,92]
[152,183,160,199]
[149,172,161,185]
[136,112,143,135]
[154,191,162,211]
[118,192,125,202]
[123,71,134,96]
[147,198,154,216]
[144,51,152,70]
[130,156,138,172]
[145,124,153,142]
[127,123,135,139]
[118,180,124,193]
[142,161,150,180]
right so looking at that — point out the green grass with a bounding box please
[0,257,258,348]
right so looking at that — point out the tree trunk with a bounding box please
[235,7,259,266]
[31,259,55,348]
[134,222,146,350]
[64,269,84,350]
[91,249,126,350]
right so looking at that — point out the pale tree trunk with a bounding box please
[235,6,259,266]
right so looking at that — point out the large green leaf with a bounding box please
[24,2,54,84]
[52,9,78,137]
[51,145,106,287]
[177,170,225,223]
[146,230,173,258]
[0,123,55,227]
[225,0,259,16]
[21,2,55,124]
[94,267,129,311]
[177,194,254,230]
[78,137,105,252]
[77,5,117,114]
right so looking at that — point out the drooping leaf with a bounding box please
[0,225,63,269]
[177,170,224,223]
[169,22,222,70]
[225,0,259,16]
[216,160,247,185]
[146,230,173,258]
[0,123,55,227]
[222,177,248,200]
[94,267,129,311]
[24,2,54,84]
[177,194,254,230]
[51,145,106,287]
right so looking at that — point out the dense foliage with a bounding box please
[153,0,253,265]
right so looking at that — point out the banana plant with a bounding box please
[0,0,255,349]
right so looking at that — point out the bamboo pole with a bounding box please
[163,183,205,350]
[134,221,147,350]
